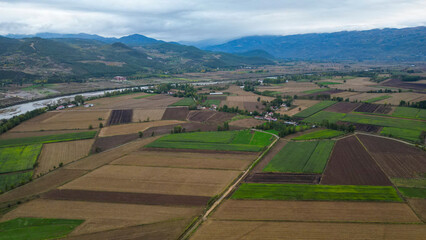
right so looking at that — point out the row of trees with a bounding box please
[0,108,46,134]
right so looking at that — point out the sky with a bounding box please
[0,0,425,42]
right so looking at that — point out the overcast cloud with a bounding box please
[0,0,425,42]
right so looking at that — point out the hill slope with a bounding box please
[205,27,426,61]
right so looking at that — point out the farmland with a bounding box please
[398,187,426,199]
[302,88,330,94]
[161,107,189,120]
[392,106,426,120]
[380,127,421,142]
[263,141,334,173]
[0,144,42,173]
[99,120,184,137]
[0,217,84,240]
[106,109,133,125]
[0,131,97,147]
[132,109,165,122]
[292,129,344,140]
[169,97,195,107]
[293,101,336,118]
[0,172,33,192]
[231,183,402,202]
[365,95,391,103]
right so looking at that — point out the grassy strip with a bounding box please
[391,178,426,188]
[0,144,42,173]
[294,101,336,118]
[203,99,221,106]
[263,141,333,173]
[365,95,391,103]
[231,183,403,202]
[292,129,344,140]
[146,141,263,152]
[158,131,236,144]
[133,93,156,99]
[398,187,426,199]
[0,217,84,240]
[0,171,33,193]
[0,131,97,147]
[169,98,195,106]
[302,88,330,94]
[380,127,421,143]
[317,82,342,86]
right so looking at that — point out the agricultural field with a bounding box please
[316,81,342,87]
[375,92,426,105]
[380,127,422,143]
[133,93,156,99]
[365,95,391,103]
[0,171,33,192]
[391,178,426,188]
[161,107,189,120]
[99,120,184,137]
[293,101,336,118]
[392,106,426,120]
[276,99,319,116]
[0,217,84,240]
[292,129,344,140]
[324,102,361,113]
[35,139,95,176]
[229,118,265,128]
[259,81,320,95]
[303,111,346,123]
[231,183,402,202]
[0,144,42,173]
[263,141,334,173]
[169,97,196,107]
[132,108,166,122]
[302,88,330,94]
[146,130,274,152]
[330,77,379,91]
[0,131,97,147]
[106,109,133,125]
[398,187,426,199]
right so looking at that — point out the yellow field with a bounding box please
[10,110,110,131]
[99,120,185,137]
[60,165,240,197]
[132,109,166,122]
[35,139,95,176]
[1,199,200,235]
[192,220,426,240]
[332,77,378,91]
[111,150,255,170]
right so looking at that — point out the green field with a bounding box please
[294,101,336,118]
[231,183,403,202]
[292,129,344,140]
[380,127,421,143]
[317,82,342,86]
[0,172,33,192]
[391,178,426,188]
[133,93,156,99]
[169,97,196,106]
[303,111,426,131]
[0,131,97,147]
[229,115,252,122]
[263,141,334,173]
[364,95,391,103]
[0,144,42,173]
[398,187,426,199]
[302,88,330,94]
[203,99,221,106]
[146,130,274,152]
[0,217,84,240]
[392,107,426,120]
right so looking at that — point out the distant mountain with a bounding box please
[204,27,426,62]
[0,36,273,84]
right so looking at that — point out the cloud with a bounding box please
[0,0,425,41]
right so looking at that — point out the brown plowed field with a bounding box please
[132,109,166,122]
[243,102,264,112]
[246,173,321,184]
[161,107,189,120]
[35,139,94,176]
[206,95,227,100]
[337,122,381,133]
[229,118,265,128]
[10,110,110,131]
[357,134,426,178]
[407,198,426,222]
[205,112,235,124]
[85,93,179,110]
[41,189,210,206]
[0,129,89,140]
[187,110,216,122]
[60,165,241,197]
[374,104,393,114]
[192,220,426,240]
[1,199,201,236]
[107,109,133,125]
[324,102,361,113]
[321,136,392,186]
[111,151,255,170]
[211,200,420,223]
[0,169,87,204]
[382,78,426,91]
[99,120,185,137]
[65,137,160,170]
[354,103,379,113]
[66,218,191,240]
[91,134,138,153]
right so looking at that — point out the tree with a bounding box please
[88,125,93,129]
[138,131,143,138]
[75,95,84,105]
[99,123,103,128]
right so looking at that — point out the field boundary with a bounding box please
[179,131,279,240]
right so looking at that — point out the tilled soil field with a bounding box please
[132,109,166,122]
[354,103,379,113]
[41,189,210,206]
[244,102,265,112]
[187,110,216,122]
[91,134,138,153]
[192,221,426,240]
[204,112,235,124]
[358,134,426,178]
[304,89,343,97]
[245,172,321,184]
[324,102,361,113]
[337,122,381,133]
[107,109,133,125]
[382,78,426,91]
[229,118,265,128]
[374,104,393,114]
[99,120,185,137]
[321,136,392,186]
[211,200,420,223]
[161,107,189,120]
